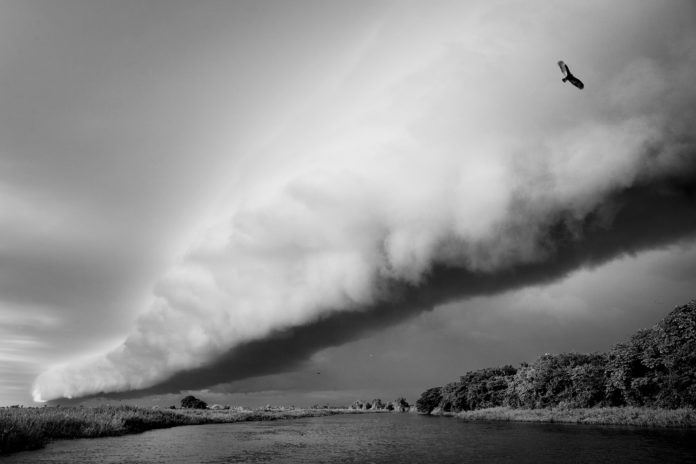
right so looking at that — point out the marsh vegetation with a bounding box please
[0,404,359,455]
[454,406,696,427]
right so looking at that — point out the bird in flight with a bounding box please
[558,60,584,89]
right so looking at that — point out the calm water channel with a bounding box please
[5,413,696,463]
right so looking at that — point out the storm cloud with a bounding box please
[30,1,696,402]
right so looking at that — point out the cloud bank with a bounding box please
[33,1,696,402]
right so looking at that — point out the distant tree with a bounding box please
[350,400,365,410]
[395,397,410,408]
[391,397,410,412]
[507,353,607,409]
[416,387,442,414]
[606,329,661,406]
[370,399,385,410]
[606,301,696,408]
[440,381,466,412]
[656,301,696,407]
[416,299,696,412]
[180,395,207,409]
[438,366,517,412]
[462,366,517,410]
[567,357,609,407]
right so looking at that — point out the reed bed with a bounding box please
[453,406,696,427]
[0,406,360,455]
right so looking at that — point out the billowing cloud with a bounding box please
[33,1,696,402]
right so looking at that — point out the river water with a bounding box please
[5,413,696,463]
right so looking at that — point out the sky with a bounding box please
[1,0,695,407]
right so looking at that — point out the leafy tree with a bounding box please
[606,301,696,408]
[440,381,467,412]
[657,300,696,406]
[461,366,517,410]
[385,397,410,411]
[439,366,517,412]
[370,398,385,410]
[395,397,410,408]
[507,353,607,408]
[416,299,696,411]
[350,400,365,410]
[567,358,609,407]
[180,395,208,409]
[416,387,442,414]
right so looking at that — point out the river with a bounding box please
[5,413,696,463]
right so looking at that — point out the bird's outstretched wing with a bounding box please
[567,75,584,89]
[557,60,569,78]
[558,60,584,89]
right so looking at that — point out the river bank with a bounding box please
[451,406,696,428]
[0,405,366,455]
[5,411,695,464]
[5,404,694,456]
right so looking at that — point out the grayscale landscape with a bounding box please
[1,1,695,462]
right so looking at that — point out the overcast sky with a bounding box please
[1,1,695,407]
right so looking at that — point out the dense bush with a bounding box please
[418,300,696,413]
[180,395,208,409]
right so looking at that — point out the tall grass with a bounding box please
[454,406,696,427]
[0,406,360,455]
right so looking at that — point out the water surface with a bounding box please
[6,413,696,463]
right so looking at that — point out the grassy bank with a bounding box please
[0,406,362,455]
[453,406,696,427]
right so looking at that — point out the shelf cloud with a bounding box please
[32,1,696,402]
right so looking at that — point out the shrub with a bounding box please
[180,395,208,409]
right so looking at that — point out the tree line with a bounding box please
[349,398,410,412]
[416,299,696,413]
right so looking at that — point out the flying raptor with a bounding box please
[558,61,584,89]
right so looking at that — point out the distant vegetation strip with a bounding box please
[416,299,696,420]
[0,405,363,455]
[453,406,696,427]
